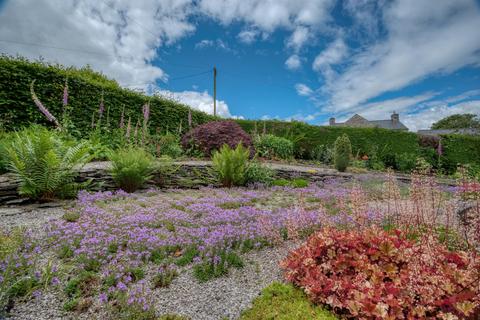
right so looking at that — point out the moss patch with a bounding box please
[240,282,337,320]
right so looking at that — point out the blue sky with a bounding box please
[1,0,480,131]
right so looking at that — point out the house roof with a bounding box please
[370,120,409,130]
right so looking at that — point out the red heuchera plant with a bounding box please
[181,120,254,157]
[281,227,480,319]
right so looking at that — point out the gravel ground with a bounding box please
[153,242,298,320]
[0,201,70,232]
[7,242,297,320]
[1,199,299,320]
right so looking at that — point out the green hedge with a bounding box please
[441,134,480,172]
[0,56,215,135]
[237,119,421,159]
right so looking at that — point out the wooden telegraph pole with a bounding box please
[213,66,217,117]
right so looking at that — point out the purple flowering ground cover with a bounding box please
[3,176,471,319]
[2,182,359,319]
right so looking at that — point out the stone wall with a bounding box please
[0,161,353,205]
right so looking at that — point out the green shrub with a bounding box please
[333,134,351,172]
[155,133,183,158]
[212,144,249,187]
[396,153,418,172]
[6,126,90,200]
[254,134,294,160]
[272,179,290,187]
[244,161,274,186]
[0,131,15,174]
[109,147,155,192]
[193,250,243,282]
[240,282,337,320]
[310,144,333,164]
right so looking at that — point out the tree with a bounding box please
[431,114,480,130]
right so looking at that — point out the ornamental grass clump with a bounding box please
[282,227,480,319]
[109,147,155,192]
[212,144,249,187]
[6,126,90,200]
[333,134,351,172]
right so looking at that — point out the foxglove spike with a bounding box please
[30,80,60,128]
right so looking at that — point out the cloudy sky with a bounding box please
[1,0,479,131]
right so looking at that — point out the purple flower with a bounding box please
[99,292,108,304]
[116,281,127,291]
[62,79,68,107]
[51,277,60,285]
[30,80,60,127]
[143,103,150,124]
[99,98,105,116]
[188,109,192,128]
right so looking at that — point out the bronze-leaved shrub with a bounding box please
[181,120,254,157]
[281,227,480,319]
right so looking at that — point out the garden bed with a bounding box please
[1,174,478,319]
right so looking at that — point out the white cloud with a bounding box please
[295,83,314,96]
[0,0,195,86]
[287,26,310,52]
[195,39,214,49]
[285,54,302,70]
[403,100,480,132]
[321,0,480,112]
[155,89,233,118]
[198,0,333,32]
[237,29,258,44]
[350,91,439,120]
[312,38,348,72]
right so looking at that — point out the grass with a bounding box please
[240,282,338,320]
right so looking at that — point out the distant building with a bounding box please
[329,112,408,131]
[417,128,479,136]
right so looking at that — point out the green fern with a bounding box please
[212,144,249,187]
[109,147,155,192]
[6,126,90,200]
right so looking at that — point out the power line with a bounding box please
[0,39,208,69]
[123,70,211,88]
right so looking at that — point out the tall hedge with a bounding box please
[441,134,480,171]
[0,56,215,135]
[236,119,421,158]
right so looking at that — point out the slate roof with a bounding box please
[369,119,409,130]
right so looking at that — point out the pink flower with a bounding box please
[188,109,192,128]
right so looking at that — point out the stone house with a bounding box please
[329,112,408,131]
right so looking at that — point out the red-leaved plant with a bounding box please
[281,227,480,319]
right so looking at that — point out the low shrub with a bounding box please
[212,144,249,187]
[310,144,334,165]
[181,120,254,157]
[254,134,294,160]
[240,282,337,320]
[6,126,90,200]
[109,147,155,192]
[333,134,351,172]
[153,133,183,159]
[281,227,480,319]
[395,153,417,172]
[244,161,275,186]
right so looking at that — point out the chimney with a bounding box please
[391,112,399,124]
[329,117,336,125]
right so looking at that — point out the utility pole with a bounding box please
[213,66,217,117]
